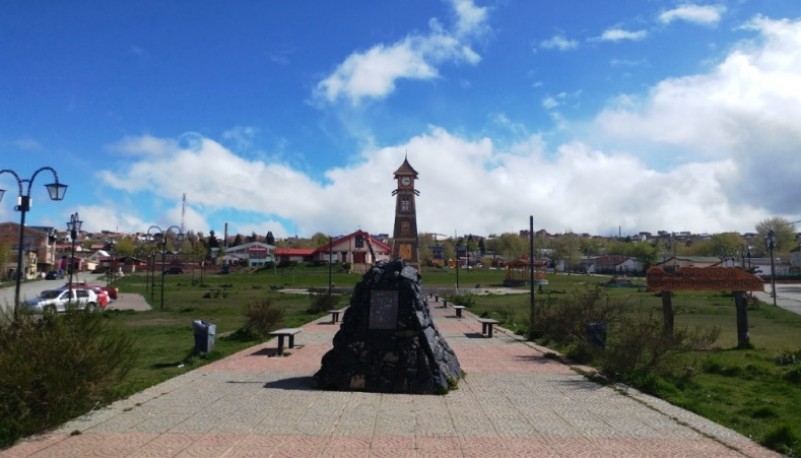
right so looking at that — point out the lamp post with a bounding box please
[66,212,83,303]
[0,167,68,316]
[147,225,184,310]
[767,229,777,307]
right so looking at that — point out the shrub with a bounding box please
[242,297,285,340]
[0,309,136,448]
[527,285,719,386]
[446,294,475,308]
[601,314,720,380]
[307,292,341,314]
[528,285,626,350]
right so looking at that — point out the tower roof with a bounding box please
[393,157,419,178]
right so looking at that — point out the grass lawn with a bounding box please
[72,265,801,455]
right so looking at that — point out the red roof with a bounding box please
[274,248,315,256]
[314,229,391,255]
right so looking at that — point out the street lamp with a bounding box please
[147,225,184,310]
[767,229,777,306]
[0,167,67,315]
[66,212,83,302]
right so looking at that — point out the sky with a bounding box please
[1,0,801,240]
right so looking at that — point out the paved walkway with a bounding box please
[2,296,778,457]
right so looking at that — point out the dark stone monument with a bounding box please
[314,259,462,394]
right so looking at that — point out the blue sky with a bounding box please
[1,1,800,239]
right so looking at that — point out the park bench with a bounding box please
[328,308,345,324]
[476,318,499,338]
[269,328,302,356]
[453,305,466,318]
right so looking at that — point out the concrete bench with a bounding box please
[270,328,302,355]
[328,309,344,324]
[476,318,500,338]
[453,305,466,318]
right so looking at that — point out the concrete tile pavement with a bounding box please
[2,296,780,457]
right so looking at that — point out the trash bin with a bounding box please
[586,321,607,349]
[193,320,216,353]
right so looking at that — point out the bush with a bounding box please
[0,309,136,448]
[601,314,719,379]
[528,285,625,349]
[241,297,285,340]
[307,292,341,314]
[446,294,476,308]
[527,285,720,386]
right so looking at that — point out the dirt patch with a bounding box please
[106,293,152,312]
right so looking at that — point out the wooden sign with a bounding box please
[646,267,764,292]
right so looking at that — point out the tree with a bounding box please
[628,241,658,269]
[311,232,330,248]
[265,231,275,245]
[709,232,746,260]
[113,238,135,259]
[755,217,796,257]
[207,230,219,249]
[552,233,582,273]
[232,234,243,247]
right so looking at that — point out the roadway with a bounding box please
[0,272,106,315]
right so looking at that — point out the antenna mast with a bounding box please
[181,193,186,234]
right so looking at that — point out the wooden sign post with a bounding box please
[646,267,764,349]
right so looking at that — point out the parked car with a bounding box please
[163,266,184,274]
[84,285,110,308]
[25,288,99,313]
[45,270,65,280]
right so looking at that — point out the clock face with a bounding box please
[401,177,411,186]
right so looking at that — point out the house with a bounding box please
[311,230,391,273]
[592,255,645,275]
[274,247,315,265]
[790,246,801,272]
[0,222,58,280]
[222,241,276,267]
[654,256,727,271]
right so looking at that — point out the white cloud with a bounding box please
[598,28,648,42]
[595,15,801,216]
[222,126,259,151]
[540,34,579,51]
[107,135,177,156]
[96,123,772,238]
[314,0,488,106]
[659,4,725,26]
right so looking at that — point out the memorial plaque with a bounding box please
[368,289,399,330]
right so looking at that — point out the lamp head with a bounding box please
[767,229,776,249]
[45,182,68,201]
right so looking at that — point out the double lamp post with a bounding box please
[147,225,184,310]
[0,167,68,316]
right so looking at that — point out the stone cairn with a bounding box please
[314,259,462,394]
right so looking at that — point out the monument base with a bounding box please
[313,260,462,394]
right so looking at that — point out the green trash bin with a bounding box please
[193,320,216,353]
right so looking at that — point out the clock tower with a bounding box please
[391,157,420,268]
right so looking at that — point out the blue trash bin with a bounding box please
[193,320,216,353]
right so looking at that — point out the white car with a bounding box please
[25,288,99,313]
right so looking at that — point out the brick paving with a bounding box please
[1,295,780,457]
